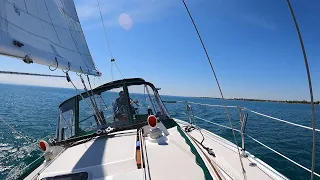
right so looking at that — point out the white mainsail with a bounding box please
[0,0,101,76]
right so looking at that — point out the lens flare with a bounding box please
[118,13,133,30]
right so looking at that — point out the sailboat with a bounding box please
[0,0,317,180]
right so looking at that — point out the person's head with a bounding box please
[119,91,124,97]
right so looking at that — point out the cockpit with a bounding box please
[56,78,170,141]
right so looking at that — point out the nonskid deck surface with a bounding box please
[174,119,288,180]
[25,119,287,180]
[36,130,140,180]
[27,123,214,180]
[143,124,209,180]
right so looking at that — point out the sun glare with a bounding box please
[118,13,133,30]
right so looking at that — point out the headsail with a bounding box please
[0,0,101,76]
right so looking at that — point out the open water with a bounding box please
[0,83,319,179]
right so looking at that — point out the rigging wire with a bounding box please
[66,73,103,126]
[96,0,113,59]
[0,70,65,78]
[285,1,316,179]
[6,155,45,180]
[111,62,114,81]
[171,100,320,132]
[0,117,33,144]
[247,134,320,178]
[169,100,320,177]
[96,0,128,82]
[0,134,52,162]
[245,108,320,132]
[79,75,104,125]
[114,61,126,79]
[86,76,104,123]
[96,0,118,81]
[180,0,247,179]
[181,110,320,178]
[145,85,158,113]
[86,75,99,109]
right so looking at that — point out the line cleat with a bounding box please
[208,149,216,157]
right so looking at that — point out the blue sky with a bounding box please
[0,0,319,100]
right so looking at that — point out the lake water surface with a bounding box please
[0,83,319,179]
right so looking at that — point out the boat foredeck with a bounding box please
[38,130,140,179]
[143,126,214,180]
[175,119,288,180]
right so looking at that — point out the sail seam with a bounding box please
[43,0,61,44]
[4,0,81,32]
[58,0,90,70]
[58,0,80,22]
[72,0,100,73]
[33,0,46,40]
[0,16,92,57]
[1,0,100,75]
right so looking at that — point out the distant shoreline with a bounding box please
[198,97,320,105]
[0,83,318,104]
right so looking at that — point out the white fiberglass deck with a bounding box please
[38,130,138,179]
[174,119,288,180]
[29,119,287,180]
[144,126,210,180]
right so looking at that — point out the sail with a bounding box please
[0,0,101,76]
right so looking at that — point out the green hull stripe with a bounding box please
[16,156,44,180]
[161,118,179,129]
[162,119,213,180]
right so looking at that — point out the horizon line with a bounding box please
[0,82,318,102]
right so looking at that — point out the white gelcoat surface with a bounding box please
[144,126,208,180]
[39,130,138,179]
[174,119,288,180]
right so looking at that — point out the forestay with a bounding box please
[0,0,101,76]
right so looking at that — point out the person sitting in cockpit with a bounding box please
[114,91,137,120]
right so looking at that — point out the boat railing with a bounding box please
[163,100,320,178]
